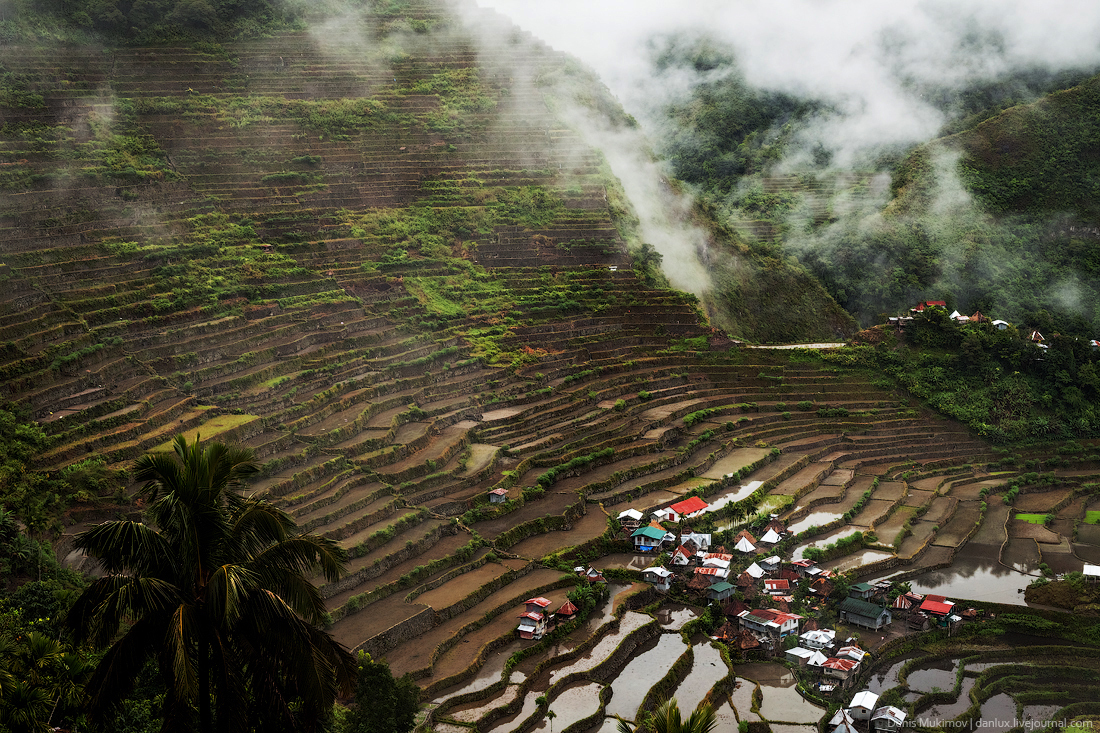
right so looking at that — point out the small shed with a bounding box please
[489,488,508,504]
[871,706,907,733]
[1083,564,1100,583]
[849,582,875,600]
[617,508,643,530]
[556,600,578,621]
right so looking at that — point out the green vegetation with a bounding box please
[1016,513,1048,524]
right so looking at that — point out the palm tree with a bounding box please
[66,435,357,733]
[617,697,718,733]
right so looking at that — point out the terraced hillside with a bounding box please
[3,2,1100,726]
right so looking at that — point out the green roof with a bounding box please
[631,526,666,541]
[851,582,874,592]
[839,597,888,618]
[709,582,735,593]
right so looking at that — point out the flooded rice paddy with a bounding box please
[603,634,688,720]
[737,663,825,724]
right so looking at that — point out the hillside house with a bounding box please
[556,600,578,621]
[694,567,729,584]
[745,562,766,579]
[919,596,954,620]
[992,319,1010,330]
[830,709,859,733]
[524,597,552,615]
[707,581,736,602]
[681,531,711,553]
[786,647,816,667]
[837,645,867,663]
[848,690,879,720]
[652,507,679,523]
[911,300,947,312]
[734,535,757,553]
[849,582,876,600]
[632,525,667,551]
[669,495,709,519]
[1083,564,1100,583]
[809,577,835,597]
[892,591,923,616]
[871,706,907,733]
[764,579,790,594]
[800,628,836,650]
[517,611,546,640]
[791,559,817,577]
[617,508,643,530]
[702,553,733,570]
[838,598,892,630]
[739,608,803,640]
[671,545,694,566]
[581,567,607,584]
[760,528,782,544]
[489,488,508,504]
[822,657,860,687]
[643,566,674,591]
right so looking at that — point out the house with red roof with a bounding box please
[524,597,552,614]
[669,495,709,519]
[911,300,947,312]
[822,657,860,686]
[556,600,578,620]
[488,487,508,504]
[517,611,546,640]
[764,579,790,594]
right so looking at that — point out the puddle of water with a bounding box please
[590,718,621,733]
[739,663,824,724]
[603,634,689,721]
[655,604,700,629]
[706,481,764,513]
[670,640,726,715]
[908,544,1035,605]
[1002,538,1041,573]
[729,678,761,722]
[527,681,603,732]
[792,527,864,560]
[787,510,844,535]
[906,660,958,693]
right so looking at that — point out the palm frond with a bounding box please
[251,534,347,583]
[73,520,176,576]
[81,615,167,722]
[165,604,199,706]
[205,563,261,628]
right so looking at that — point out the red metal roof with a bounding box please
[670,496,709,515]
[524,597,552,608]
[556,600,578,616]
[823,657,859,671]
[920,599,953,615]
[519,611,543,621]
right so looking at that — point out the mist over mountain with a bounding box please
[484,0,1100,336]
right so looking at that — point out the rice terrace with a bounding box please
[2,1,1100,732]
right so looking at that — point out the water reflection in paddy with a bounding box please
[670,640,725,714]
[906,660,957,692]
[728,678,761,722]
[545,612,652,686]
[977,693,1017,733]
[655,604,700,629]
[921,676,977,720]
[431,639,525,703]
[786,510,844,535]
[906,544,1035,605]
[866,657,911,694]
[706,481,763,513]
[604,634,689,721]
[792,527,863,561]
[738,662,824,724]
[526,681,603,732]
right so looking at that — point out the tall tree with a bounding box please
[66,435,357,733]
[617,697,718,733]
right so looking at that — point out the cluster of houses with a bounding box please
[831,690,907,733]
[515,567,606,640]
[889,301,1100,351]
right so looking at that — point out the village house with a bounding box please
[786,646,816,667]
[838,598,892,630]
[822,657,860,688]
[707,581,736,602]
[488,487,508,504]
[744,562,766,579]
[848,582,876,600]
[892,591,923,616]
[871,706,907,733]
[617,508,643,531]
[790,559,817,577]
[643,566,674,592]
[830,709,859,733]
[652,507,679,523]
[631,525,667,551]
[759,527,782,544]
[919,595,955,625]
[524,597,551,615]
[837,645,867,664]
[517,611,546,640]
[581,567,607,584]
[799,628,836,650]
[694,566,729,584]
[764,579,790,595]
[739,608,803,641]
[760,555,782,572]
[733,529,758,554]
[847,690,879,720]
[1084,564,1100,583]
[556,600,578,621]
[669,495,709,519]
[671,545,694,566]
[681,531,711,553]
